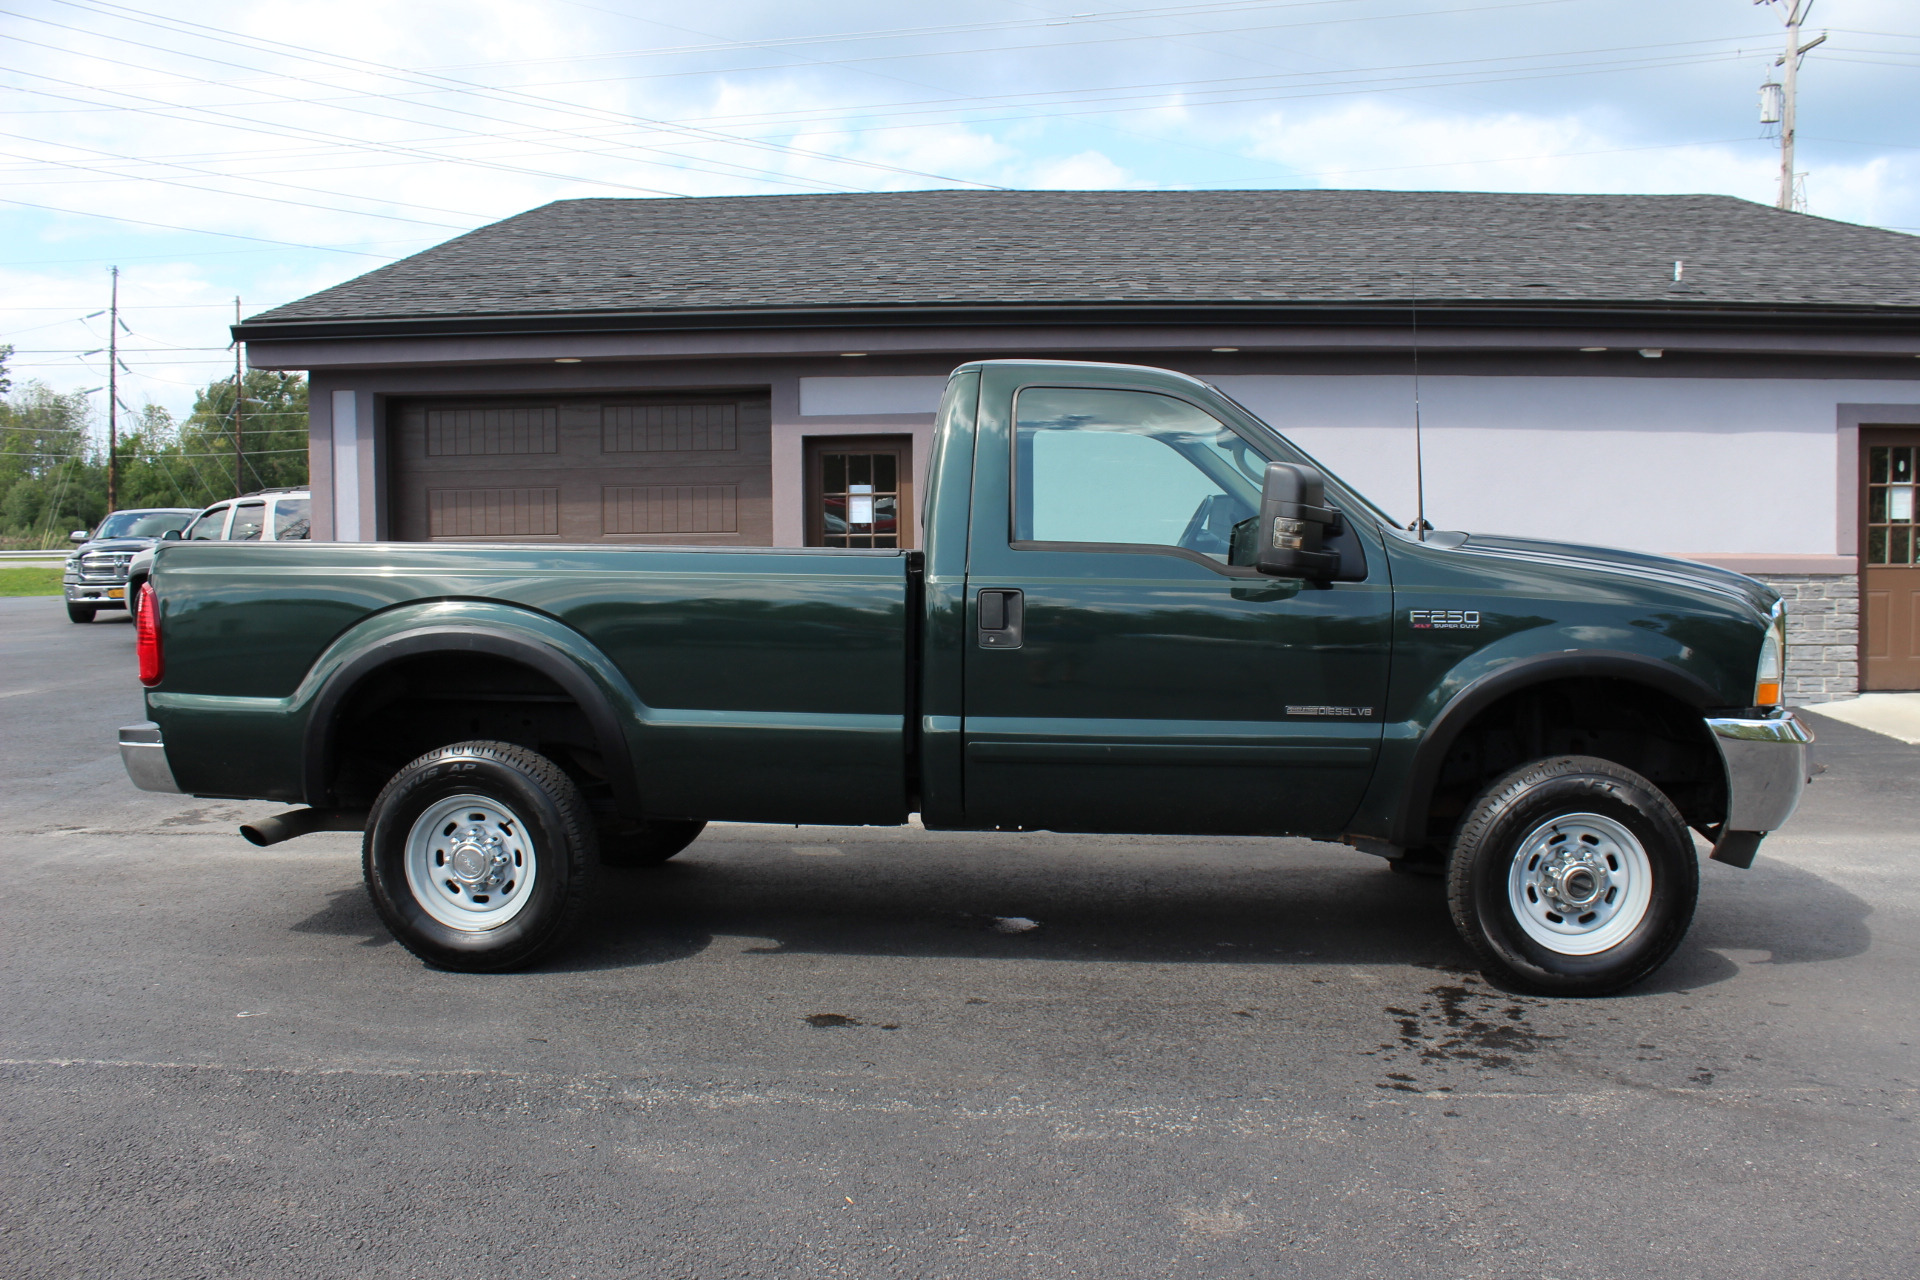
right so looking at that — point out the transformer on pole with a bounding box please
[1755,0,1826,212]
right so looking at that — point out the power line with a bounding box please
[0,139,475,228]
[0,194,403,257]
[13,4,988,193]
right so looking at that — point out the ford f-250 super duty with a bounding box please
[117,360,1812,993]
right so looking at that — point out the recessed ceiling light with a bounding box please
[1639,348,1664,359]
[1579,346,1607,352]
[840,352,868,357]
[554,357,582,363]
[1212,347,1239,353]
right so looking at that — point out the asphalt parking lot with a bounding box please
[1,594,1914,1280]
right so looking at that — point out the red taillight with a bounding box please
[136,587,163,686]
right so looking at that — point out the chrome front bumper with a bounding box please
[1704,711,1815,867]
[119,722,180,794]
[65,580,128,606]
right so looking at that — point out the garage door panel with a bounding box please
[391,393,771,545]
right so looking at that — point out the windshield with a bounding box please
[93,511,193,540]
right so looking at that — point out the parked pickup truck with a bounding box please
[118,360,1812,992]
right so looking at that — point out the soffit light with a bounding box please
[1212,347,1239,352]
[554,357,582,363]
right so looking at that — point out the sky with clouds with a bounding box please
[3,0,1917,425]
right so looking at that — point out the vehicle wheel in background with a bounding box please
[1446,755,1698,997]
[601,818,707,867]
[363,740,598,972]
[66,602,96,623]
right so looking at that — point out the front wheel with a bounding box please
[66,602,96,624]
[363,741,598,972]
[1447,755,1698,996]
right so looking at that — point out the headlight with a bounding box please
[1754,604,1786,708]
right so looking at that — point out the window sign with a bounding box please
[848,484,875,526]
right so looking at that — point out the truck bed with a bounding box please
[146,541,915,824]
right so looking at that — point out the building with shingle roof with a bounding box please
[239,189,1920,700]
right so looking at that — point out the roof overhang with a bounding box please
[234,298,1920,345]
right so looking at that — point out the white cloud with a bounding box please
[1022,149,1139,190]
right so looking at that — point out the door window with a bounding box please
[184,506,229,540]
[1013,388,1264,559]
[805,437,913,549]
[227,501,266,541]
[1867,445,1918,565]
[272,496,311,540]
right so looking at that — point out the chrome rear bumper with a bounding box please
[1704,711,1814,867]
[119,722,180,794]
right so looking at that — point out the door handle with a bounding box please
[977,589,1024,649]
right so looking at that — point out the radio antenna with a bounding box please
[1411,284,1427,541]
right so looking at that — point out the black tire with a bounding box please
[1446,755,1698,997]
[363,740,598,972]
[66,602,96,624]
[600,818,707,868]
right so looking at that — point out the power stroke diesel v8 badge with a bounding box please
[1409,609,1481,630]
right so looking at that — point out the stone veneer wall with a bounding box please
[1750,573,1859,704]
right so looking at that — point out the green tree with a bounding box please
[177,370,310,497]
[0,382,100,545]
[0,368,309,547]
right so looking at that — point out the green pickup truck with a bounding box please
[118,360,1811,993]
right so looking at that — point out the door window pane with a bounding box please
[185,506,228,540]
[273,497,311,540]
[1013,388,1265,558]
[227,502,266,541]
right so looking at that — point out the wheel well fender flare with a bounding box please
[301,625,642,817]
[1387,650,1723,849]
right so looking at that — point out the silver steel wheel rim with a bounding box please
[403,794,538,932]
[1506,812,1653,956]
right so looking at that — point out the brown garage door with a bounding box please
[387,392,771,545]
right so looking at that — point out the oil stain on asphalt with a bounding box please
[1367,975,1558,1092]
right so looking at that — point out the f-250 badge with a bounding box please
[1409,609,1481,630]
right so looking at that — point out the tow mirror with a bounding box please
[69,529,89,543]
[1230,462,1341,580]
[160,529,183,541]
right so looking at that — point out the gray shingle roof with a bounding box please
[244,189,1920,329]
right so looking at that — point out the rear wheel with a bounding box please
[66,602,96,624]
[1446,755,1698,996]
[601,818,707,868]
[363,740,597,972]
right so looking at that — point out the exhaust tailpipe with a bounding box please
[239,808,368,847]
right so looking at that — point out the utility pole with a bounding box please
[106,265,119,512]
[1759,0,1827,211]
[233,295,245,497]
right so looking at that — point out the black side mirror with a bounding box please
[1230,462,1341,580]
[160,529,183,541]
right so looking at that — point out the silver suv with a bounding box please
[63,508,198,623]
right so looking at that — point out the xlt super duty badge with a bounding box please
[1410,609,1481,630]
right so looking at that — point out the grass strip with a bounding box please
[0,567,66,597]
